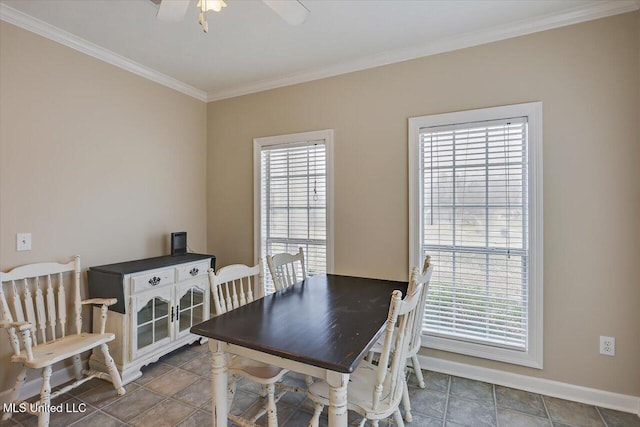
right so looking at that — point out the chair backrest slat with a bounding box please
[57,272,67,338]
[224,282,233,311]
[34,278,48,343]
[238,278,247,306]
[246,276,254,302]
[0,256,81,348]
[266,247,306,291]
[22,279,38,346]
[214,285,226,314]
[231,280,240,308]
[10,281,24,323]
[46,275,57,341]
[73,258,82,335]
[209,262,263,316]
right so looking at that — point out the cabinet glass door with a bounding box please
[176,282,207,338]
[134,289,172,357]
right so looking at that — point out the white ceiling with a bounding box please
[1,0,638,101]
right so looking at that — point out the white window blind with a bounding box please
[420,118,529,350]
[259,141,327,292]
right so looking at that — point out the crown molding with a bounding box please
[0,3,208,102]
[2,1,638,104]
[206,0,640,102]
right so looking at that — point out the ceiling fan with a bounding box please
[152,0,310,32]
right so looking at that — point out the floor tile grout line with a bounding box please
[170,399,201,427]
[493,404,555,422]
[74,382,138,411]
[540,394,554,426]
[65,409,122,427]
[106,389,170,425]
[442,374,451,427]
[169,394,211,412]
[492,385,551,421]
[595,406,609,427]
[279,402,298,427]
[126,396,171,425]
[493,383,499,427]
[134,362,179,387]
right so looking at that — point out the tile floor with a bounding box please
[2,343,639,427]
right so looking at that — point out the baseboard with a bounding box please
[418,354,640,415]
[0,359,89,406]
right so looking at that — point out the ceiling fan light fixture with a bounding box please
[198,0,227,13]
[211,0,227,13]
[196,0,227,33]
[157,0,307,33]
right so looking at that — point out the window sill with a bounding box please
[421,334,543,369]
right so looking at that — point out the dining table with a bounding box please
[190,273,408,427]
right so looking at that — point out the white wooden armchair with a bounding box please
[0,256,124,427]
[306,270,425,427]
[265,247,306,291]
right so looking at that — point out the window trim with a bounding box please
[409,102,543,368]
[253,129,335,274]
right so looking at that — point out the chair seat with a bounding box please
[308,360,394,417]
[229,356,288,384]
[11,332,114,369]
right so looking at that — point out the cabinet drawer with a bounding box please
[131,269,174,294]
[176,261,209,282]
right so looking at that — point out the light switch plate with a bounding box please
[17,233,32,251]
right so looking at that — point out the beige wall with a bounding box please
[207,12,640,396]
[0,23,207,390]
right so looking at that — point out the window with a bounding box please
[254,130,334,292]
[409,103,543,368]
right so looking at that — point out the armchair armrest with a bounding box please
[0,321,34,359]
[82,298,117,334]
[81,298,117,306]
[0,320,31,330]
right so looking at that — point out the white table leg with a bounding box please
[326,371,349,427]
[209,340,228,427]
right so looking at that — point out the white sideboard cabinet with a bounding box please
[87,254,215,384]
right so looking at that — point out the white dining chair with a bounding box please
[404,256,432,388]
[367,255,433,422]
[265,247,316,389]
[0,256,124,427]
[209,261,301,427]
[266,247,306,291]
[306,269,424,427]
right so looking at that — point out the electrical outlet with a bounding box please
[599,336,615,356]
[16,233,32,251]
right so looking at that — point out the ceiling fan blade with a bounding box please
[262,0,309,26]
[157,0,190,22]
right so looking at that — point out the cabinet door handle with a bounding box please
[189,267,199,276]
[176,305,180,321]
[171,306,174,322]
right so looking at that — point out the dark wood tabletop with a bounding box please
[191,274,407,373]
